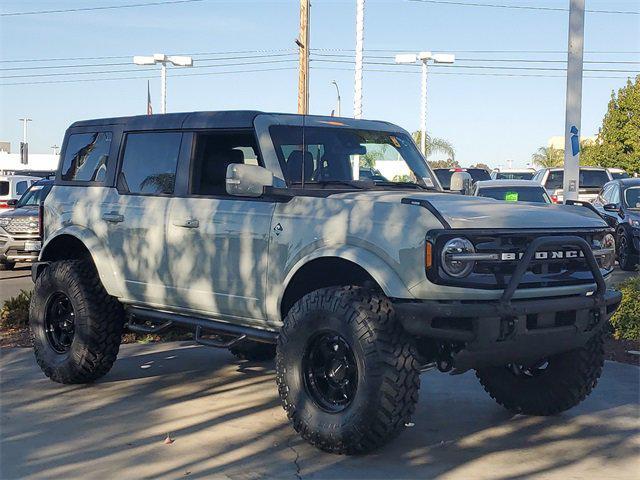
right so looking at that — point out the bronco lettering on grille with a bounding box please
[500,250,585,261]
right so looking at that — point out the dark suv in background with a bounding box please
[593,177,640,270]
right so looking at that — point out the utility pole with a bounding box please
[51,145,59,155]
[331,80,341,116]
[297,0,310,115]
[353,0,365,119]
[19,117,31,165]
[562,0,585,202]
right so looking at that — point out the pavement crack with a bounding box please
[287,438,303,480]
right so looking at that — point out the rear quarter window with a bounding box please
[61,132,112,182]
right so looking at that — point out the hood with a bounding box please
[330,190,608,229]
[0,205,39,220]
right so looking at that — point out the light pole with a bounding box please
[19,117,32,144]
[133,54,193,114]
[331,80,341,117]
[354,0,365,119]
[395,52,455,156]
[51,145,59,155]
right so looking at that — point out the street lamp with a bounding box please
[331,80,341,117]
[133,54,193,114]
[395,51,455,156]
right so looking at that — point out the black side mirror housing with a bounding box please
[6,199,18,207]
[603,203,621,212]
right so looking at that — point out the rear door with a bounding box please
[165,130,275,324]
[103,130,186,305]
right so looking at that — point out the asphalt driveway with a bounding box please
[1,342,638,479]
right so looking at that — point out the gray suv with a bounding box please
[30,111,621,454]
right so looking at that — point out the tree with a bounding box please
[428,158,460,169]
[531,146,564,168]
[412,131,455,160]
[581,76,640,174]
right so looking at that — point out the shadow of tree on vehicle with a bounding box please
[1,343,638,479]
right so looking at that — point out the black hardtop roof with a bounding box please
[68,110,398,131]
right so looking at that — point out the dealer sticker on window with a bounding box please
[504,192,519,202]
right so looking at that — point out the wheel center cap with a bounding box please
[328,360,346,381]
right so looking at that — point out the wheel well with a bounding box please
[280,257,382,319]
[41,235,92,263]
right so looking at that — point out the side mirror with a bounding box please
[6,199,18,207]
[450,171,473,195]
[603,203,621,213]
[226,163,274,197]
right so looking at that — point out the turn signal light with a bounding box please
[425,241,433,270]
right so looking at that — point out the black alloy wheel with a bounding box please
[302,331,358,413]
[44,292,76,353]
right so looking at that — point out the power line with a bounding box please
[407,0,639,15]
[1,0,208,17]
[0,59,298,79]
[0,53,298,71]
[0,66,297,86]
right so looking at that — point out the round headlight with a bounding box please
[441,237,476,278]
[600,233,616,270]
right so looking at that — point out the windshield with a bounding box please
[495,171,534,180]
[477,186,551,204]
[16,183,51,207]
[269,126,437,189]
[624,187,640,209]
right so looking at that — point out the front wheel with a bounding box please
[617,228,638,271]
[476,331,604,415]
[276,286,420,454]
[30,259,125,384]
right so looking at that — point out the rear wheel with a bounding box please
[30,259,125,384]
[229,341,276,362]
[476,330,604,415]
[276,286,420,454]
[0,261,16,271]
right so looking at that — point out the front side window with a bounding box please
[61,132,112,182]
[190,131,261,196]
[119,132,182,195]
[269,126,436,189]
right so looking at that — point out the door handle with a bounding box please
[102,212,124,223]
[172,218,199,229]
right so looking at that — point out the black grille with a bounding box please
[428,228,612,290]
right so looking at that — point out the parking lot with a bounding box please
[1,340,638,480]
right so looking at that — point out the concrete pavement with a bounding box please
[1,341,638,480]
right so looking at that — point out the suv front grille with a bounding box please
[429,228,612,290]
[3,217,39,235]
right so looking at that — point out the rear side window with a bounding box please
[580,169,609,189]
[119,132,182,195]
[16,181,28,196]
[61,132,112,182]
[545,170,564,190]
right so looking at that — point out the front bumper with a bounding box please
[0,232,41,263]
[395,234,623,372]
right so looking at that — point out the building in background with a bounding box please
[0,149,59,173]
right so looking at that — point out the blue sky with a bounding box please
[1,0,639,168]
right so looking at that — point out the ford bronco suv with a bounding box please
[30,111,621,454]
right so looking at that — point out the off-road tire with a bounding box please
[276,286,420,454]
[475,330,605,415]
[30,259,125,384]
[617,227,638,271]
[229,341,276,362]
[0,261,16,271]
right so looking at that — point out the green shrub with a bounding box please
[0,290,32,329]
[610,276,640,340]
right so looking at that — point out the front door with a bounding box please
[165,130,275,324]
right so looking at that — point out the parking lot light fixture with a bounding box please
[133,54,194,114]
[395,51,455,156]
